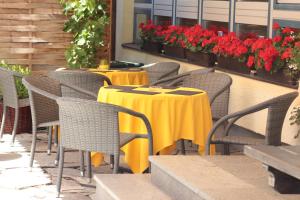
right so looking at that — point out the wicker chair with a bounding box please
[179,72,232,154]
[48,70,112,100]
[56,97,153,197]
[205,92,298,155]
[143,62,180,84]
[22,75,95,167]
[0,67,29,144]
[151,68,215,87]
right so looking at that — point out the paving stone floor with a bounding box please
[0,132,118,200]
[0,132,210,200]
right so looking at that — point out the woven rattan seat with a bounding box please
[206,92,298,155]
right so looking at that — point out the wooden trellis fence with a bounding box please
[0,0,113,72]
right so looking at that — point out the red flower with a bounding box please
[273,36,282,43]
[282,36,294,47]
[282,27,292,34]
[247,56,255,68]
[281,48,292,60]
[273,22,280,30]
[296,41,300,48]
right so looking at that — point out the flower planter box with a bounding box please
[256,68,296,86]
[142,41,162,53]
[186,51,216,67]
[217,56,250,75]
[163,45,186,59]
[0,100,32,134]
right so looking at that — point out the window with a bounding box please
[236,24,267,39]
[176,18,198,27]
[274,0,300,10]
[155,16,172,26]
[273,19,300,36]
[203,21,229,34]
[133,8,152,44]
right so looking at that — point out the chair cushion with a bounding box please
[212,135,265,145]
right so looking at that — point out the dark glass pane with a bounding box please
[135,0,152,3]
[176,18,198,27]
[204,21,229,34]
[155,16,172,26]
[236,24,267,39]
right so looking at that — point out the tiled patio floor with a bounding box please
[0,132,203,200]
[0,132,114,200]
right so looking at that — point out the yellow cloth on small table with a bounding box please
[89,69,149,85]
[93,86,214,173]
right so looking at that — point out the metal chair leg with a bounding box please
[56,146,65,198]
[86,151,92,182]
[113,153,120,174]
[180,139,186,155]
[11,108,19,145]
[79,150,85,177]
[54,144,60,166]
[0,105,7,140]
[29,127,37,168]
[110,155,114,169]
[54,125,58,147]
[47,126,52,155]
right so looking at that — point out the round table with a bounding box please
[93,86,213,173]
[90,69,149,85]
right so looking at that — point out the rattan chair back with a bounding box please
[22,75,61,126]
[265,92,298,145]
[183,72,232,120]
[144,62,180,84]
[57,97,120,154]
[49,70,110,99]
[0,67,19,108]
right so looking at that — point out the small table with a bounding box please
[90,68,149,85]
[94,85,213,173]
[244,145,300,194]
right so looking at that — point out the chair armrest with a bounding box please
[22,78,59,101]
[60,83,98,99]
[97,74,112,85]
[117,107,153,156]
[205,100,271,155]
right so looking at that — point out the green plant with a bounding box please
[290,106,300,139]
[0,60,31,99]
[60,0,109,68]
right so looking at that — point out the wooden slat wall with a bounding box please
[0,0,112,72]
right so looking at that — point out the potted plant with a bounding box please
[248,23,297,84]
[183,25,217,67]
[0,60,32,134]
[287,39,300,85]
[139,20,165,53]
[162,25,187,59]
[213,32,251,74]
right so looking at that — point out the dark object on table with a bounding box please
[118,90,161,95]
[166,90,203,96]
[106,85,138,90]
[245,145,300,194]
[110,60,144,69]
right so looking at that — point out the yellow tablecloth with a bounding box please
[93,86,213,173]
[90,69,149,85]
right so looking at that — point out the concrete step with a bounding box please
[93,174,172,200]
[149,155,300,200]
